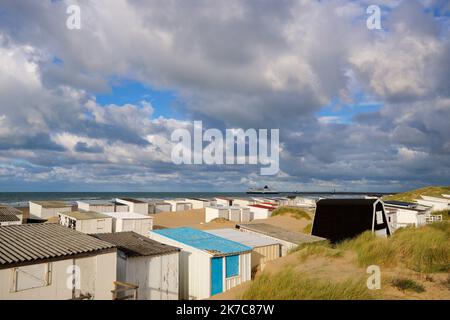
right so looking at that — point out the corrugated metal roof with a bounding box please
[237,223,325,245]
[59,210,112,220]
[0,206,22,222]
[205,229,279,248]
[92,232,180,258]
[152,227,252,256]
[0,224,116,269]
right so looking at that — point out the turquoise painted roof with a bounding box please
[152,227,252,255]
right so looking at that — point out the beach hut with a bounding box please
[384,201,434,229]
[0,206,23,226]
[271,197,290,206]
[248,204,275,220]
[93,232,180,300]
[228,207,241,222]
[185,198,212,209]
[415,195,450,212]
[151,201,172,213]
[237,223,324,256]
[205,206,230,222]
[205,229,280,272]
[0,224,116,300]
[77,200,116,213]
[215,197,233,206]
[116,198,149,215]
[58,211,113,234]
[29,201,72,219]
[312,198,391,243]
[232,198,256,207]
[165,199,193,212]
[103,212,153,236]
[228,206,251,222]
[112,202,129,212]
[293,196,317,208]
[148,227,252,300]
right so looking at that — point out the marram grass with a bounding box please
[271,206,311,220]
[242,269,375,300]
[293,222,449,273]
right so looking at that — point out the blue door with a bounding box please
[211,257,223,296]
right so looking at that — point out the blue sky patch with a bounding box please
[95,79,182,118]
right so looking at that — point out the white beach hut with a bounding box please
[415,195,450,212]
[0,224,116,300]
[205,206,230,222]
[93,232,180,300]
[184,198,211,209]
[148,227,252,300]
[115,198,149,215]
[148,201,172,214]
[29,201,72,219]
[215,197,233,206]
[165,199,193,212]
[103,212,153,236]
[58,211,113,234]
[247,204,275,220]
[76,200,116,213]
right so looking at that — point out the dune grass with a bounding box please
[242,268,375,300]
[391,278,425,293]
[292,222,449,273]
[338,232,397,267]
[291,239,343,260]
[383,186,450,202]
[271,206,311,220]
[302,222,312,234]
[337,222,450,273]
[242,221,449,300]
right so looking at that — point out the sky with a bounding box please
[0,0,449,192]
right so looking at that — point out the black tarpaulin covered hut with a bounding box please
[312,198,391,243]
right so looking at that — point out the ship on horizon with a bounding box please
[246,185,279,194]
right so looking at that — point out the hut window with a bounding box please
[11,263,52,292]
[375,211,384,224]
[225,255,239,278]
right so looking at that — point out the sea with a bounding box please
[0,191,391,207]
